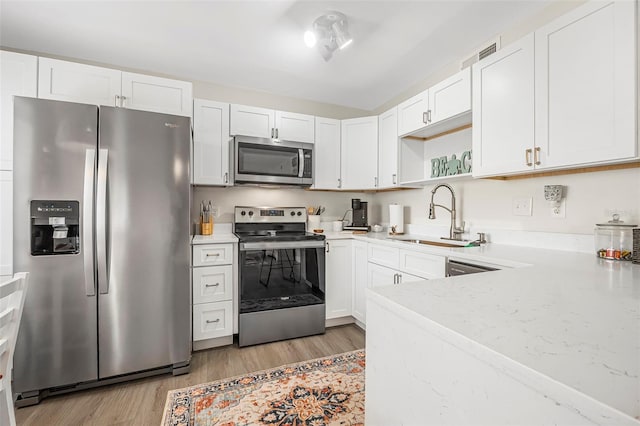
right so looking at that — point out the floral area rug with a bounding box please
[162,350,365,426]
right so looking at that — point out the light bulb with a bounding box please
[304,30,316,48]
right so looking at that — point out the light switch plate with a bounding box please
[513,197,532,216]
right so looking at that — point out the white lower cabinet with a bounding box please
[193,301,233,341]
[192,242,237,350]
[368,262,424,288]
[352,240,368,324]
[325,240,353,319]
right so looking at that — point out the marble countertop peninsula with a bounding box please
[354,231,640,422]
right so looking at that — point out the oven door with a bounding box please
[239,240,325,314]
[234,137,313,185]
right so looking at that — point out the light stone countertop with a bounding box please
[191,233,238,244]
[343,230,639,421]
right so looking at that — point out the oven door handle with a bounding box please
[240,240,326,251]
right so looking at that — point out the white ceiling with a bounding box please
[0,0,552,110]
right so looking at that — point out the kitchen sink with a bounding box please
[387,238,478,248]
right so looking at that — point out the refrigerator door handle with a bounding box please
[83,149,96,296]
[97,148,109,294]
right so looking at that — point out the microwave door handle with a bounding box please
[298,149,304,178]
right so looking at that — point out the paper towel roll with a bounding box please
[389,204,404,234]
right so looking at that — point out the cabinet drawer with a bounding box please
[193,300,233,341]
[193,243,234,266]
[399,249,445,279]
[368,244,399,269]
[193,265,233,304]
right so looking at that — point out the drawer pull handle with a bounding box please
[205,283,220,287]
[206,253,220,257]
[206,318,220,324]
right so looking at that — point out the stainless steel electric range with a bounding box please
[234,206,326,347]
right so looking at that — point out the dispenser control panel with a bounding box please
[30,200,80,255]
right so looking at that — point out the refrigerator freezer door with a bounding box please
[97,107,191,378]
[12,97,99,393]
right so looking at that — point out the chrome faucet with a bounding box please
[428,183,465,241]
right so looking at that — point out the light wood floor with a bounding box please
[16,324,365,426]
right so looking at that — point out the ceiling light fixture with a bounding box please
[304,11,353,61]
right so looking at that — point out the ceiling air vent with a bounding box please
[460,36,501,69]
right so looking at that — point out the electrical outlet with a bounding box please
[512,197,532,216]
[551,200,566,218]
[211,206,220,218]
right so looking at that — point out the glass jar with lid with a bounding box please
[594,214,635,260]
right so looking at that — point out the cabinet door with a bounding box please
[230,104,275,138]
[0,171,12,278]
[1,51,37,171]
[377,106,399,188]
[399,249,445,279]
[193,99,230,185]
[535,0,636,168]
[38,57,121,106]
[397,89,428,136]
[341,116,378,190]
[121,72,192,117]
[314,117,341,189]
[368,262,398,288]
[428,67,471,124]
[193,265,233,304]
[472,34,535,177]
[352,241,368,324]
[275,110,315,143]
[325,240,353,320]
[368,244,400,269]
[193,300,233,341]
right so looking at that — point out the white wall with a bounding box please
[372,167,640,235]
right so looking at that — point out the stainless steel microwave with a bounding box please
[233,136,313,186]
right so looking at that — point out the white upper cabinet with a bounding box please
[1,51,37,171]
[377,106,399,188]
[472,34,535,177]
[275,110,315,143]
[121,72,193,117]
[396,68,471,139]
[534,0,637,168]
[38,57,192,116]
[230,104,275,138]
[38,57,121,107]
[341,116,378,190]
[230,105,314,143]
[192,99,231,186]
[314,117,341,190]
[474,0,637,178]
[397,89,429,137]
[428,67,471,124]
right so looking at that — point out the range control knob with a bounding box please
[248,211,254,216]
[240,211,246,216]
[290,211,296,216]
[297,211,302,216]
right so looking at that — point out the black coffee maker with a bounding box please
[344,199,370,231]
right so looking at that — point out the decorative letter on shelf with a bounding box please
[431,150,472,178]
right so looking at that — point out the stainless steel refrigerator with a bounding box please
[12,97,191,404]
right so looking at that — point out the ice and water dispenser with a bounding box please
[30,200,80,255]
